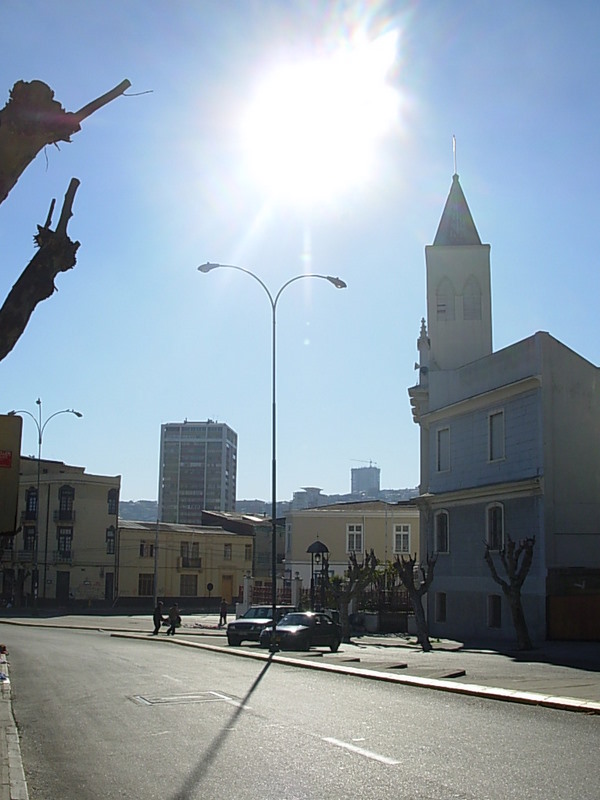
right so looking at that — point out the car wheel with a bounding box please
[227,635,241,646]
[330,638,341,653]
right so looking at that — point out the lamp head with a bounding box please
[71,410,83,418]
[198,262,220,273]
[326,276,347,289]
[7,410,15,416]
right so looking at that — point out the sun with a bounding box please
[241,31,400,204]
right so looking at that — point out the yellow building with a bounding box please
[5,457,120,606]
[285,500,420,586]
[117,521,253,605]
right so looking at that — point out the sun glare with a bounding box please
[242,31,400,204]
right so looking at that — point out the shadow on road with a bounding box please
[169,654,275,800]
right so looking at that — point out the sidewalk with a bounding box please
[0,612,599,800]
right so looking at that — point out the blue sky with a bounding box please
[2,1,599,502]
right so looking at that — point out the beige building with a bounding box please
[285,500,420,586]
[117,521,253,605]
[4,457,121,606]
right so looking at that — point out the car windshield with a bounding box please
[242,607,270,618]
[279,613,309,625]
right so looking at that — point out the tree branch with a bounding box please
[0,179,80,361]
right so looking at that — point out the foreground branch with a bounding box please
[0,78,131,204]
[0,179,80,361]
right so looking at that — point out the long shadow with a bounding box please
[459,639,600,673]
[169,654,276,800]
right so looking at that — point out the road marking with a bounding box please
[161,674,182,683]
[323,737,400,765]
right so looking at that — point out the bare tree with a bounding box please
[324,549,378,642]
[484,534,535,650]
[0,78,131,361]
[393,551,437,652]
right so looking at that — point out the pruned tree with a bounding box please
[393,551,437,652]
[484,534,535,650]
[324,549,379,642]
[0,78,131,361]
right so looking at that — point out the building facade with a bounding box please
[158,419,237,523]
[117,520,253,605]
[4,457,121,606]
[285,500,420,587]
[409,173,600,643]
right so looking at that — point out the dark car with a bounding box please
[226,605,296,646]
[259,611,341,652]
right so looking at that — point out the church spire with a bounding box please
[433,174,481,246]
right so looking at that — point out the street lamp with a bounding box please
[307,539,329,610]
[8,399,82,606]
[198,262,346,650]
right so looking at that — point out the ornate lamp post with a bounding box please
[198,262,346,649]
[307,539,329,610]
[8,399,82,605]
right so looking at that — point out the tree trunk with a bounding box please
[409,588,432,652]
[507,588,533,650]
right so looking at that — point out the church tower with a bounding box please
[425,174,492,370]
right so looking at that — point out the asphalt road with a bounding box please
[8,626,600,800]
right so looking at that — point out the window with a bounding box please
[346,523,363,553]
[434,511,449,553]
[106,526,115,555]
[57,527,73,554]
[463,275,482,321]
[58,485,75,521]
[138,573,153,596]
[487,504,504,551]
[436,278,455,321]
[393,524,411,554]
[107,488,118,515]
[436,427,450,472]
[25,487,38,519]
[489,410,505,461]
[488,594,502,628]
[23,526,36,551]
[224,543,232,560]
[139,540,154,558]
[245,544,252,561]
[180,574,198,596]
[435,592,447,623]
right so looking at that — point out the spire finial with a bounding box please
[452,134,457,176]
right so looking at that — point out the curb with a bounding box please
[111,632,600,715]
[0,667,29,800]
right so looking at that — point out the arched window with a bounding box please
[434,510,449,553]
[107,488,118,516]
[463,275,482,320]
[58,485,75,521]
[486,503,504,550]
[436,278,455,321]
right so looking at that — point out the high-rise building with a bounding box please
[351,465,380,497]
[158,420,237,523]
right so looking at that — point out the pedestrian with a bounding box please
[152,600,165,635]
[166,603,180,635]
[219,598,228,628]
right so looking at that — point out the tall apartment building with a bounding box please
[351,465,380,497]
[158,420,237,523]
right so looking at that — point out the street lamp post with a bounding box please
[8,399,82,606]
[198,262,346,650]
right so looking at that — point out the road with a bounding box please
[7,625,600,799]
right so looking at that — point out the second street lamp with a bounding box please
[8,399,83,605]
[198,262,346,650]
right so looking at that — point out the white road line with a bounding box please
[323,737,400,765]
[161,674,182,683]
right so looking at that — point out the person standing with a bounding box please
[166,603,180,636]
[219,598,228,628]
[152,601,165,635]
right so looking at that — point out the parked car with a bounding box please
[226,605,296,646]
[259,611,341,652]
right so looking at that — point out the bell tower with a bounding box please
[425,174,492,370]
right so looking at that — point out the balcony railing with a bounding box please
[177,557,202,569]
[20,510,37,522]
[53,509,76,523]
[16,550,35,562]
[53,550,74,564]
